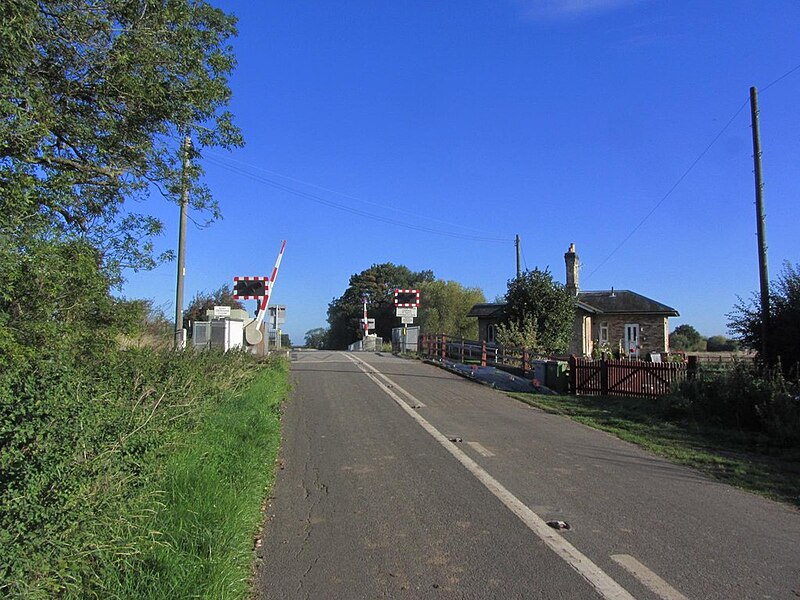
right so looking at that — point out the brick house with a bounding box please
[468,244,679,358]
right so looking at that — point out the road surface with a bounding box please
[254,351,800,599]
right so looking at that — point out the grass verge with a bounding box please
[111,358,290,599]
[509,392,800,508]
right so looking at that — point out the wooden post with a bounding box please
[481,340,487,367]
[460,338,465,363]
[441,334,447,361]
[568,355,576,395]
[687,355,698,380]
[522,347,529,376]
[750,86,771,363]
[600,356,609,396]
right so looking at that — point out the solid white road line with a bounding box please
[466,441,495,457]
[611,555,689,600]
[343,355,426,406]
[292,359,354,364]
[343,353,637,600]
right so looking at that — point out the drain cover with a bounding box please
[546,520,571,531]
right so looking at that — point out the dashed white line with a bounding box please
[344,353,637,600]
[611,555,689,600]
[466,441,495,457]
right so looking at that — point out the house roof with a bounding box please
[466,302,507,318]
[468,290,679,319]
[577,290,679,316]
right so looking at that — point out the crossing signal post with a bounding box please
[235,240,287,348]
[394,289,420,340]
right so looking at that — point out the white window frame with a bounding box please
[599,322,609,345]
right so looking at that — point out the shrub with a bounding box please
[674,361,800,446]
[0,346,261,598]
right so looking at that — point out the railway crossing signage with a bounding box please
[395,289,420,327]
[233,276,269,299]
[394,289,420,307]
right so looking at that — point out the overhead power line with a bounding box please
[584,61,800,281]
[203,156,511,244]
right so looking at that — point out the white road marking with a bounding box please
[343,353,637,600]
[293,359,354,364]
[342,355,425,407]
[611,555,689,600]
[466,441,495,457]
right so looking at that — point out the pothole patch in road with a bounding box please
[546,520,571,531]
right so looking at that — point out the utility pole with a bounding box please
[749,86,770,361]
[174,134,191,350]
[515,234,521,278]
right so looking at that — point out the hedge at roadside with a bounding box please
[0,348,288,599]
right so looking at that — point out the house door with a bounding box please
[624,323,640,358]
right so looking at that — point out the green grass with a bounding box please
[109,359,290,599]
[509,392,800,507]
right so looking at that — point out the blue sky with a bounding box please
[122,0,800,344]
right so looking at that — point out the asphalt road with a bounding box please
[253,351,800,599]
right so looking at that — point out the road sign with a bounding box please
[394,289,420,307]
[213,305,231,318]
[401,316,414,324]
[233,276,269,299]
[396,307,417,318]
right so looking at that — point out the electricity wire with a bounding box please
[203,156,511,243]
[584,62,800,281]
[205,151,501,238]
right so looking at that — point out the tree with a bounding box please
[184,285,244,325]
[1,0,243,277]
[706,335,740,352]
[669,324,707,352]
[416,280,485,338]
[500,268,574,354]
[728,261,800,374]
[326,263,434,349]
[304,327,329,349]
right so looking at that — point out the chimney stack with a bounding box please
[565,243,579,296]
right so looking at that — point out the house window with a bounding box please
[487,324,496,344]
[599,322,609,344]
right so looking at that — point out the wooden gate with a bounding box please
[570,357,686,398]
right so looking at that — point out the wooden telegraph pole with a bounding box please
[515,234,521,278]
[749,86,770,361]
[174,134,191,350]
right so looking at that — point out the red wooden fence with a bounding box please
[569,356,687,398]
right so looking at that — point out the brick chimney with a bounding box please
[564,243,579,296]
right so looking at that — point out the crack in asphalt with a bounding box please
[295,416,329,598]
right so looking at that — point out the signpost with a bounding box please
[213,305,231,318]
[394,289,420,343]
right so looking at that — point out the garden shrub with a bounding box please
[674,361,800,446]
